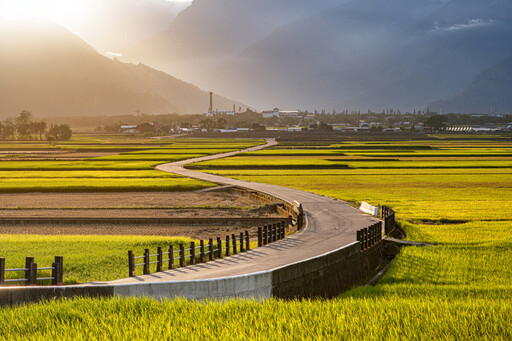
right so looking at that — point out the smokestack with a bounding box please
[209,92,213,113]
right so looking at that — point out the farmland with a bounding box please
[1,134,511,339]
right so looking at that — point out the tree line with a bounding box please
[0,111,72,141]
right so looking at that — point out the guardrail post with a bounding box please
[200,240,205,263]
[280,222,285,239]
[232,234,237,254]
[356,230,361,250]
[262,226,267,245]
[128,251,135,277]
[225,236,230,256]
[245,231,250,251]
[190,242,196,265]
[240,233,245,252]
[157,247,163,272]
[209,239,214,261]
[25,257,34,286]
[0,258,4,285]
[216,237,222,259]
[168,245,174,270]
[51,262,58,285]
[144,249,150,275]
[29,262,37,286]
[258,227,263,247]
[180,244,185,268]
[267,226,272,244]
[55,256,63,285]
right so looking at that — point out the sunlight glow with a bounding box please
[0,0,90,26]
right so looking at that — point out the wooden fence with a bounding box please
[128,221,288,277]
[0,256,63,286]
[380,206,396,235]
[356,223,383,251]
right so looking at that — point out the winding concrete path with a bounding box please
[107,139,380,285]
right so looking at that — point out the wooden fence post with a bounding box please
[216,237,222,259]
[245,231,250,251]
[144,249,150,275]
[258,227,263,247]
[128,251,135,277]
[226,236,230,257]
[25,257,34,286]
[200,240,205,263]
[0,258,4,285]
[232,234,237,254]
[168,245,174,270]
[157,247,163,272]
[51,262,58,285]
[55,256,63,285]
[240,233,245,252]
[29,262,37,286]
[190,242,196,265]
[180,244,185,268]
[209,239,214,261]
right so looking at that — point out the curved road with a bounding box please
[109,139,380,284]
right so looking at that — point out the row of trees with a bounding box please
[0,111,72,141]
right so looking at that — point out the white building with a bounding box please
[262,108,300,118]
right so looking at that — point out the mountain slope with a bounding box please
[0,20,241,118]
[430,55,512,113]
[208,0,512,111]
[120,0,349,84]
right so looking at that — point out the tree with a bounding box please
[3,118,16,140]
[46,124,72,142]
[251,123,266,132]
[16,110,32,140]
[137,122,156,134]
[424,114,448,131]
[318,121,333,132]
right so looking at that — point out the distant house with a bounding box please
[262,108,299,118]
[120,125,138,134]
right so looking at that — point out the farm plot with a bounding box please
[1,136,512,340]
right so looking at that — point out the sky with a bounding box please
[0,0,192,51]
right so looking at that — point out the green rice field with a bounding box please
[1,134,511,339]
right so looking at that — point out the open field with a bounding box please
[0,137,265,191]
[1,135,511,339]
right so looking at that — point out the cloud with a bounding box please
[434,19,495,32]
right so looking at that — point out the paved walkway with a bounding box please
[107,139,379,284]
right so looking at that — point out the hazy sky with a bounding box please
[0,0,192,51]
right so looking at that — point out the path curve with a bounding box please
[108,139,380,284]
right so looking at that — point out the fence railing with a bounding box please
[356,223,382,251]
[128,221,288,277]
[380,206,396,235]
[0,256,63,286]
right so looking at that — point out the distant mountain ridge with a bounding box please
[122,0,512,113]
[0,20,242,118]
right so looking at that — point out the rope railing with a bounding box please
[0,256,63,286]
[128,221,289,277]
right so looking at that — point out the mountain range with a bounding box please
[122,0,512,113]
[0,19,240,119]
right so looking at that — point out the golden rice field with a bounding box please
[1,134,511,340]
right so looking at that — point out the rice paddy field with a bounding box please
[1,134,511,339]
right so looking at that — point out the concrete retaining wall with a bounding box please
[0,241,387,306]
